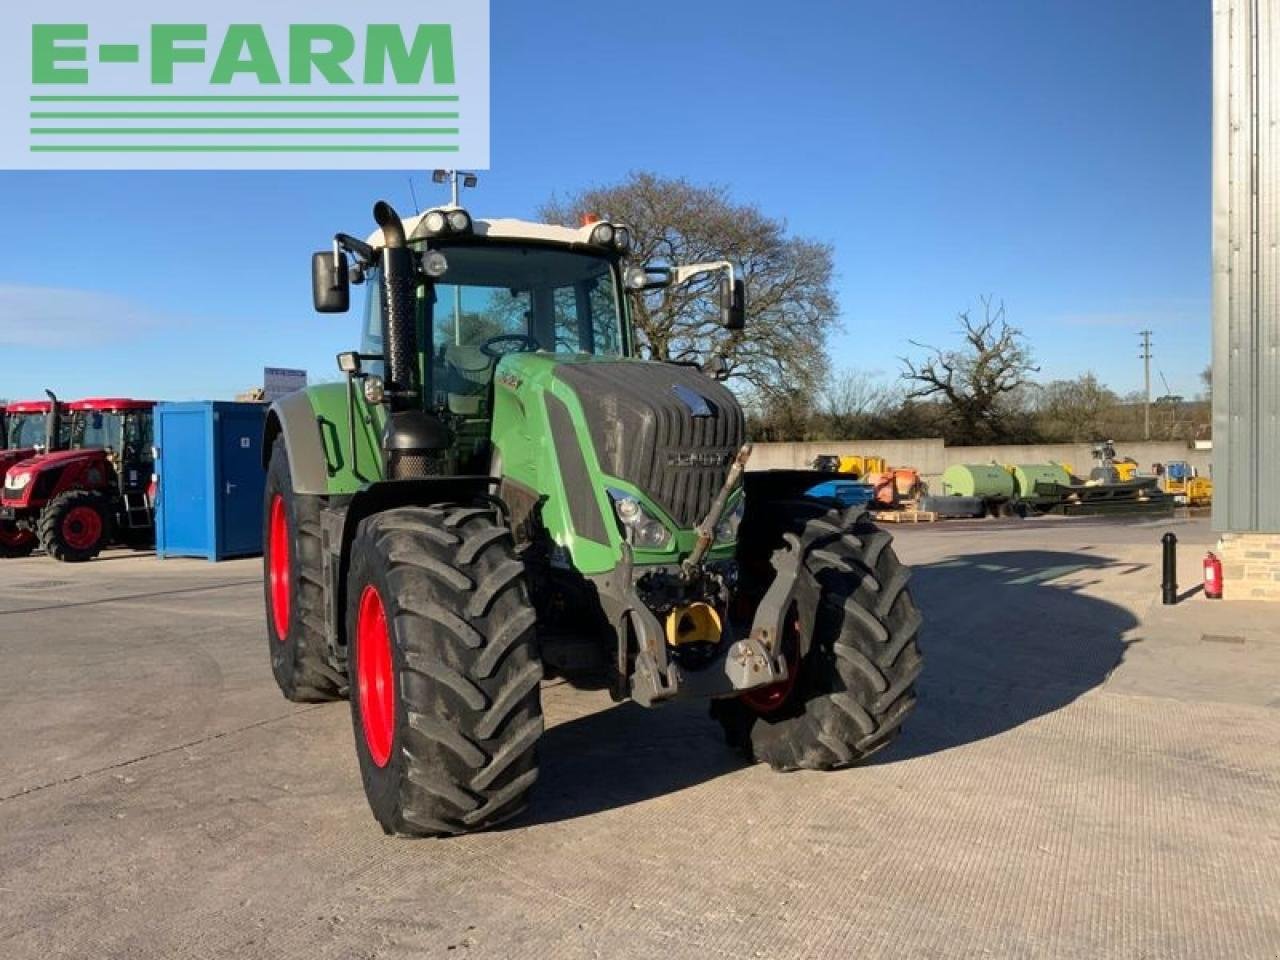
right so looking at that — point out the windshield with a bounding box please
[70,410,153,462]
[423,243,625,358]
[6,413,49,449]
[73,411,125,451]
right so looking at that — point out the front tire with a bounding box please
[39,490,110,562]
[712,504,923,770]
[263,438,343,702]
[347,505,543,837]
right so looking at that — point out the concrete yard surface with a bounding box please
[1,517,1278,959]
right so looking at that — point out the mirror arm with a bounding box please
[670,260,735,288]
[334,232,376,266]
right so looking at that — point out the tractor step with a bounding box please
[121,492,152,529]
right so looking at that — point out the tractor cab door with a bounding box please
[118,411,154,494]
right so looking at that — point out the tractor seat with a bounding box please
[441,344,495,417]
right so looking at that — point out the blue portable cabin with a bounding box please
[154,401,268,561]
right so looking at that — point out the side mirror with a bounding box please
[719,276,746,331]
[312,251,350,313]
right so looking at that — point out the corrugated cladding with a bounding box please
[1213,0,1280,531]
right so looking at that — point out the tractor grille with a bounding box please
[554,362,745,528]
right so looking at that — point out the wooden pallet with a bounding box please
[875,508,937,524]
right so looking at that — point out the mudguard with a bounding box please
[262,391,331,495]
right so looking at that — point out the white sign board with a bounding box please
[1,0,490,170]
[264,367,307,401]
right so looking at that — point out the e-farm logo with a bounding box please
[0,0,489,170]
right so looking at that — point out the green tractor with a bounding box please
[263,196,923,836]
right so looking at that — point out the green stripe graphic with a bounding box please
[30,144,461,153]
[30,95,459,102]
[31,111,459,119]
[31,128,459,136]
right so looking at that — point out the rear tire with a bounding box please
[0,522,36,558]
[712,504,923,770]
[263,438,343,703]
[39,490,110,562]
[347,505,543,837]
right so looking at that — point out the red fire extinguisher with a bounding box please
[1203,552,1223,600]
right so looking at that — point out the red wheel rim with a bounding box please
[62,506,103,551]
[267,494,290,640]
[740,615,802,715]
[356,585,396,768]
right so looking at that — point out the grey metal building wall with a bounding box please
[1213,0,1280,532]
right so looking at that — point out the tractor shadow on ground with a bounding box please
[872,548,1143,765]
[517,548,1143,826]
[518,694,745,828]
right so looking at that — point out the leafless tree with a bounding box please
[1034,373,1118,442]
[899,297,1038,442]
[541,172,838,399]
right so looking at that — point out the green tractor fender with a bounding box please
[262,390,332,496]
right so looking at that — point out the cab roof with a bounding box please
[2,400,55,414]
[67,398,155,412]
[366,209,610,249]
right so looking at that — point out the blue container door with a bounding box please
[158,408,212,557]
[216,409,266,558]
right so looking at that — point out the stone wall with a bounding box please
[1218,533,1280,602]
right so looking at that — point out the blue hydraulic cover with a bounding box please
[154,402,268,561]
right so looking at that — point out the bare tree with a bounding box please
[899,297,1039,443]
[815,369,892,439]
[1034,373,1119,442]
[541,172,838,399]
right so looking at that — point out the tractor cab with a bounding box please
[66,398,156,484]
[1,398,156,561]
[1,397,67,455]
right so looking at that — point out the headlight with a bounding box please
[5,471,32,492]
[613,226,631,252]
[609,492,671,549]
[446,209,471,233]
[422,249,449,278]
[714,497,745,543]
[590,222,616,247]
[423,210,447,234]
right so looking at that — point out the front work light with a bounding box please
[590,222,616,247]
[609,491,672,549]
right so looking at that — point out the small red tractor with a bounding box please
[0,392,68,557]
[1,398,156,561]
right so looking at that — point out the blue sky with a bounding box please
[0,0,1211,402]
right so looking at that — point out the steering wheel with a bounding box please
[479,333,538,359]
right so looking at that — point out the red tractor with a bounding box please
[1,398,156,561]
[0,393,68,557]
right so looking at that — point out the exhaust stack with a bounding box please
[43,390,61,452]
[371,201,452,478]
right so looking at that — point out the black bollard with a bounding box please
[1161,532,1178,605]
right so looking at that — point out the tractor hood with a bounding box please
[549,359,744,528]
[490,353,745,574]
[8,448,105,474]
[0,448,38,476]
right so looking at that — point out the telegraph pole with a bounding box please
[1139,330,1153,441]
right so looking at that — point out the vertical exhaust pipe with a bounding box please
[43,389,61,452]
[371,201,451,478]
[373,202,418,409]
